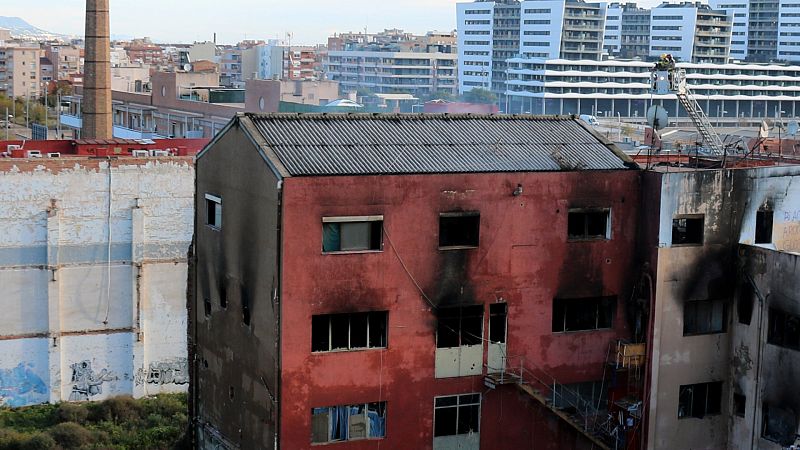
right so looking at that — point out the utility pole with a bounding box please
[5,107,8,140]
[44,90,48,139]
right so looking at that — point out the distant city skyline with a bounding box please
[9,0,664,45]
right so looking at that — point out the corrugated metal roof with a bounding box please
[244,113,634,176]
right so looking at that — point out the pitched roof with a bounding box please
[239,113,635,176]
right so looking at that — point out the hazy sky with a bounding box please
[6,0,458,44]
[9,0,664,45]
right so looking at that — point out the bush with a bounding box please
[54,403,88,424]
[47,422,93,449]
[86,396,141,424]
[20,433,56,450]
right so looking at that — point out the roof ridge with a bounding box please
[244,112,576,121]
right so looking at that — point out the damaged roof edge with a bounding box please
[238,114,292,180]
[573,116,640,170]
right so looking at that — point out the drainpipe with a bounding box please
[274,179,283,450]
[748,272,767,450]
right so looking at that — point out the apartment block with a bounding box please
[325,31,458,96]
[604,3,651,59]
[44,44,82,81]
[191,114,644,450]
[0,45,41,99]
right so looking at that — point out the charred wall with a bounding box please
[192,122,280,449]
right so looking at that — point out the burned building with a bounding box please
[190,113,647,449]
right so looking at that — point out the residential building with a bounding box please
[256,40,287,80]
[191,113,644,450]
[44,44,82,81]
[0,44,41,99]
[124,37,164,65]
[39,57,53,86]
[0,138,208,408]
[324,30,458,97]
[0,29,11,42]
[503,59,800,119]
[647,2,732,64]
[110,62,150,93]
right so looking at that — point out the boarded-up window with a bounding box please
[552,297,616,332]
[684,299,728,335]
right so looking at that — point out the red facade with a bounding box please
[278,171,641,449]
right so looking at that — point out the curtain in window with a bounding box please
[330,405,348,441]
[323,223,340,252]
[368,406,386,438]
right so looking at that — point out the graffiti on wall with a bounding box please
[782,210,800,250]
[135,358,189,386]
[0,363,48,407]
[68,360,117,401]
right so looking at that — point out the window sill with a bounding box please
[312,347,387,354]
[677,413,721,420]
[683,331,726,337]
[670,243,704,247]
[206,225,221,232]
[322,249,383,255]
[567,237,610,242]
[438,245,479,251]
[312,438,386,446]
[552,328,613,334]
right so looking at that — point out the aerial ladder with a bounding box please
[650,66,726,155]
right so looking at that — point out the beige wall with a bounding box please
[279,79,339,105]
[0,46,41,98]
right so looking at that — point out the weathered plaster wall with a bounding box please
[0,159,193,407]
[730,246,800,450]
[646,166,800,450]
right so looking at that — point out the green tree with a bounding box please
[461,87,497,105]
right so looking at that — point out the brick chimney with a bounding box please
[83,0,112,139]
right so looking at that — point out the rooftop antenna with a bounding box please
[213,32,216,44]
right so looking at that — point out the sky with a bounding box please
[9,0,665,45]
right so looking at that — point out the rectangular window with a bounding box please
[762,403,798,444]
[489,303,507,344]
[567,209,610,240]
[733,393,746,417]
[678,381,722,419]
[672,216,704,245]
[205,194,222,229]
[439,212,480,249]
[312,311,388,352]
[767,308,800,351]
[755,210,773,244]
[437,305,483,348]
[322,216,383,253]
[311,401,386,443]
[552,297,616,332]
[434,394,481,437]
[683,299,728,335]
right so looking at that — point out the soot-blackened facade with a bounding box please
[191,113,644,449]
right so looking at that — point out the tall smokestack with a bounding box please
[83,0,112,139]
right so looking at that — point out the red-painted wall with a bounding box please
[279,170,641,449]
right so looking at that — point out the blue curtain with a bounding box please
[368,407,386,438]
[330,405,348,441]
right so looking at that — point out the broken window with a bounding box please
[737,282,755,325]
[733,393,746,418]
[767,308,800,351]
[552,297,616,332]
[683,299,728,336]
[762,403,797,445]
[311,311,388,352]
[678,381,722,419]
[672,216,704,246]
[755,209,774,244]
[489,303,507,344]
[567,209,611,240]
[205,194,222,229]
[436,305,484,348]
[322,216,383,252]
[311,401,386,443]
[439,212,480,248]
[434,393,481,437]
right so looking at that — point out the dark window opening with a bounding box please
[755,210,774,244]
[311,401,386,443]
[434,393,481,437]
[203,298,211,317]
[489,303,507,344]
[436,305,484,348]
[678,381,722,419]
[684,299,728,335]
[733,393,746,418]
[768,308,800,351]
[311,311,388,352]
[762,403,797,445]
[322,218,383,252]
[737,282,755,325]
[242,290,251,326]
[219,279,227,309]
[552,296,616,332]
[205,194,222,229]
[568,209,610,240]
[439,212,480,248]
[672,216,704,245]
